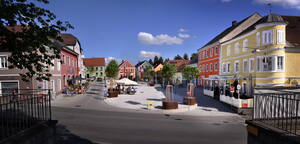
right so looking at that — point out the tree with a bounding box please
[142,65,153,80]
[153,56,159,66]
[0,0,73,81]
[183,53,189,60]
[164,58,170,64]
[174,55,183,60]
[182,66,199,82]
[190,53,198,62]
[158,57,164,65]
[161,64,177,84]
[105,60,119,79]
[105,60,119,89]
[148,59,154,66]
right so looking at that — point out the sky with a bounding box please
[42,0,300,64]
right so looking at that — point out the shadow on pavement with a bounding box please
[55,124,98,144]
[154,85,234,113]
[125,100,141,105]
[147,98,164,101]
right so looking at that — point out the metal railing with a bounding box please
[0,89,52,141]
[253,92,300,135]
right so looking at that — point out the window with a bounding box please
[277,29,285,44]
[214,63,218,71]
[57,59,61,71]
[67,56,70,66]
[257,57,261,72]
[222,63,226,73]
[100,72,103,76]
[263,57,274,71]
[96,72,98,76]
[234,43,240,54]
[50,80,55,92]
[234,61,239,73]
[262,30,273,45]
[0,56,8,68]
[257,56,279,72]
[215,47,218,55]
[210,63,212,72]
[206,64,208,72]
[277,56,284,70]
[226,45,231,56]
[51,59,55,70]
[96,67,98,70]
[249,58,254,72]
[206,50,209,57]
[210,48,213,57]
[62,55,65,64]
[243,39,248,52]
[256,32,260,46]
[243,59,248,73]
[227,63,230,73]
[57,79,61,91]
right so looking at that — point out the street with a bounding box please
[52,82,247,144]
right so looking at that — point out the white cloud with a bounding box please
[221,0,232,2]
[178,33,190,38]
[139,50,160,58]
[138,32,183,45]
[254,0,300,10]
[178,28,188,32]
[105,56,121,65]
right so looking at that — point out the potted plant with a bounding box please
[161,64,178,109]
[182,66,199,105]
[105,60,119,98]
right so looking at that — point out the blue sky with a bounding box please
[43,0,300,64]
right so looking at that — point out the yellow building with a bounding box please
[154,64,163,72]
[219,14,300,108]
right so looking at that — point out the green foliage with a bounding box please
[174,54,183,60]
[0,0,73,81]
[182,66,199,82]
[190,53,198,62]
[148,59,153,65]
[142,65,153,79]
[161,64,177,83]
[105,60,119,78]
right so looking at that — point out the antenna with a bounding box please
[267,3,272,14]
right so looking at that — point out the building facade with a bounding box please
[135,61,153,81]
[60,46,79,87]
[220,14,300,100]
[118,60,136,80]
[198,13,262,99]
[83,58,106,80]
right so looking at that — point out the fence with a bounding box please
[253,92,300,135]
[0,89,52,141]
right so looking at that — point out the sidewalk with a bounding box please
[104,84,196,113]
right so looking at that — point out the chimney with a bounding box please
[232,20,238,26]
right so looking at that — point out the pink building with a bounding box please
[118,60,136,80]
[60,47,79,87]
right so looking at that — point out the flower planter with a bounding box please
[108,91,118,98]
[162,100,178,109]
[184,96,196,105]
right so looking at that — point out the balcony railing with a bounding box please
[253,92,300,135]
[0,89,52,141]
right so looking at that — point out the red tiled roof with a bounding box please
[83,58,105,66]
[166,60,190,72]
[61,33,78,46]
